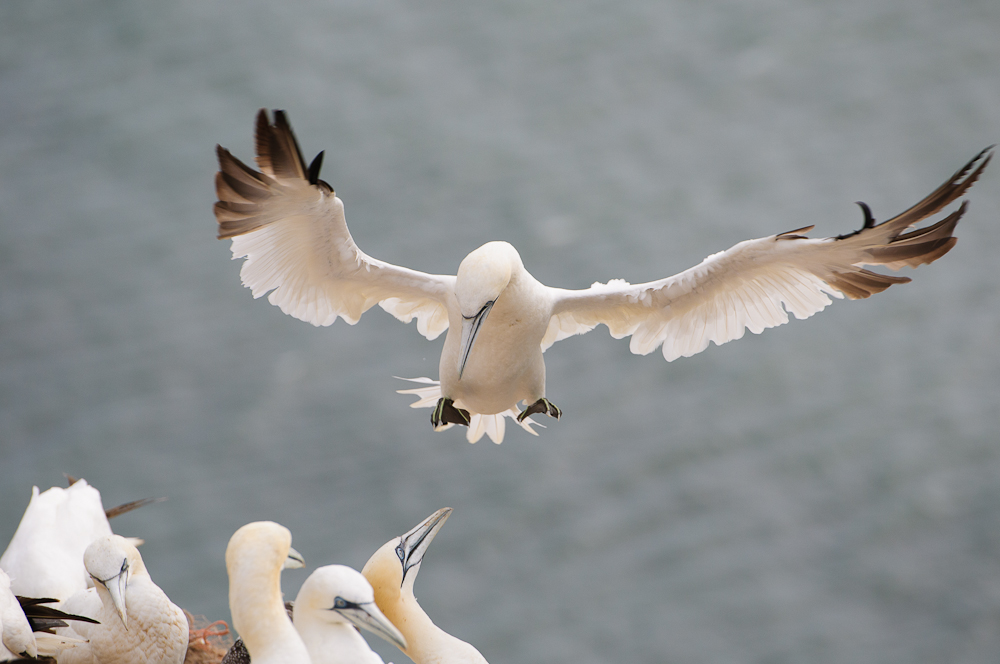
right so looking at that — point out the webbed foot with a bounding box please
[517,398,562,422]
[432,398,471,428]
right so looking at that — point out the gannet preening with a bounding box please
[0,480,115,603]
[293,565,407,664]
[55,535,188,664]
[214,109,992,443]
[362,508,488,664]
[225,522,309,664]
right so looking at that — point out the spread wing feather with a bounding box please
[214,109,454,340]
[545,147,991,360]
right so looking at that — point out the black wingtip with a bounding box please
[307,150,325,185]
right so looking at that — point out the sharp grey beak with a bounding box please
[335,600,408,652]
[284,546,305,570]
[395,507,452,586]
[93,559,130,630]
[458,302,494,379]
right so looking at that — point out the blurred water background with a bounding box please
[2,1,1000,662]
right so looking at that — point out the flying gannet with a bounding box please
[214,109,992,443]
[362,508,489,664]
[55,535,188,664]
[293,564,407,664]
[225,521,310,664]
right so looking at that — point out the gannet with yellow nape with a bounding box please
[362,508,488,664]
[55,535,187,664]
[214,109,992,443]
[225,522,309,664]
[293,565,407,664]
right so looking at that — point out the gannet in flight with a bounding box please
[225,521,310,664]
[214,109,991,443]
[55,535,188,664]
[362,508,489,664]
[293,565,407,664]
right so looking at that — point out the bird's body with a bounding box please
[55,536,187,664]
[0,480,114,602]
[215,109,991,442]
[225,522,310,664]
[293,565,406,664]
[0,570,36,660]
[362,509,489,664]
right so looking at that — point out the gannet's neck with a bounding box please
[230,565,305,664]
[378,583,488,664]
[294,616,382,664]
[226,523,310,664]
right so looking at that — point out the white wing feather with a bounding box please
[216,110,454,340]
[545,147,991,361]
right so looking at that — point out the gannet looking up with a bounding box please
[225,521,309,664]
[214,109,992,443]
[362,508,488,664]
[293,565,407,664]
[55,535,188,664]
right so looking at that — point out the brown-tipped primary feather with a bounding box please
[254,109,308,181]
[104,496,166,519]
[875,145,992,235]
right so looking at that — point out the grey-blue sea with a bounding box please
[2,1,999,662]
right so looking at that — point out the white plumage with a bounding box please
[0,480,114,603]
[56,536,188,664]
[293,565,407,664]
[215,109,991,442]
[0,569,37,660]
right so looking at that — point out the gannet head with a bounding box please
[226,522,304,580]
[83,535,146,631]
[294,565,408,651]
[362,507,452,598]
[455,242,521,378]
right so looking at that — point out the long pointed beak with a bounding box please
[284,546,305,570]
[105,568,129,630]
[336,602,408,652]
[398,507,452,586]
[458,302,494,379]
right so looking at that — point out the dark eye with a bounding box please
[333,597,348,609]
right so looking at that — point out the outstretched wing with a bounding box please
[544,147,992,360]
[214,109,454,340]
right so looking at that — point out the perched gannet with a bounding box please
[55,536,188,664]
[0,480,113,602]
[0,575,97,663]
[362,508,488,664]
[293,565,407,664]
[225,522,309,664]
[214,109,992,443]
